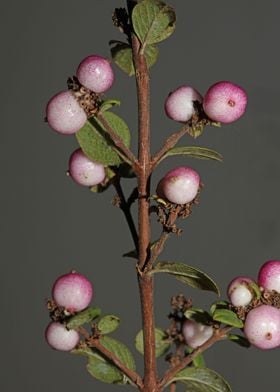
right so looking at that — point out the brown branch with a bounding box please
[78,327,144,389]
[129,15,157,391]
[158,326,231,389]
[150,206,181,265]
[151,124,192,170]
[97,112,139,170]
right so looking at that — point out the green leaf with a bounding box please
[227,334,251,348]
[135,327,171,358]
[171,367,231,392]
[97,315,120,335]
[186,348,206,368]
[184,307,213,324]
[152,262,220,295]
[161,146,223,164]
[210,301,229,316]
[76,111,131,166]
[99,99,121,113]
[66,307,101,329]
[212,309,243,328]
[248,281,262,300]
[73,336,136,384]
[132,0,176,46]
[111,42,159,76]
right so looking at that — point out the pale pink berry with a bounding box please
[165,86,203,122]
[182,319,213,349]
[52,271,93,312]
[258,260,280,293]
[46,91,87,135]
[244,305,280,349]
[68,148,106,187]
[76,55,114,93]
[203,81,247,124]
[156,166,200,205]
[227,276,254,307]
[45,322,80,351]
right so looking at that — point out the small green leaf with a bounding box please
[111,42,159,76]
[76,111,131,166]
[66,307,101,329]
[132,0,176,46]
[248,281,262,300]
[99,99,121,113]
[210,301,229,316]
[161,146,223,164]
[135,327,171,358]
[212,309,243,328]
[192,353,206,368]
[184,307,213,324]
[97,315,120,335]
[228,334,251,348]
[170,367,231,392]
[152,262,220,295]
[73,336,136,384]
[186,348,206,368]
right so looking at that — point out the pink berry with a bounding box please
[165,86,203,122]
[244,305,280,349]
[68,148,106,187]
[46,91,87,135]
[45,322,79,351]
[203,81,247,124]
[52,271,93,312]
[76,55,114,93]
[258,260,280,293]
[227,276,254,307]
[156,166,200,205]
[182,319,213,349]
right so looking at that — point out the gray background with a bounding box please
[2,0,280,391]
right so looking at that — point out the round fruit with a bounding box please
[182,319,213,349]
[46,91,87,135]
[203,81,247,124]
[244,305,280,349]
[68,148,106,187]
[76,55,114,93]
[52,271,93,312]
[45,322,79,351]
[165,86,202,122]
[227,276,254,307]
[258,260,280,293]
[156,166,200,205]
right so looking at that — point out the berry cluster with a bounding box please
[228,260,280,349]
[165,81,247,125]
[45,271,93,351]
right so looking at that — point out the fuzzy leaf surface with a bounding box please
[73,336,136,384]
[97,315,120,335]
[111,42,158,76]
[212,309,243,328]
[171,367,231,392]
[135,327,171,357]
[132,0,176,45]
[66,307,101,329]
[152,262,220,295]
[76,112,131,166]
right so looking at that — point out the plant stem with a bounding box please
[127,2,157,388]
[158,326,231,389]
[78,327,144,389]
[97,112,139,170]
